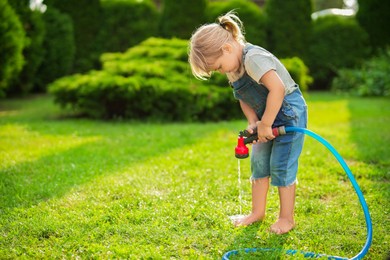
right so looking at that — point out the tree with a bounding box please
[45,0,102,72]
[0,0,25,97]
[8,0,45,95]
[307,16,369,89]
[99,0,159,53]
[159,0,207,39]
[356,0,390,50]
[35,7,75,91]
[265,0,313,58]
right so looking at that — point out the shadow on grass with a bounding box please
[0,123,225,210]
[0,96,230,210]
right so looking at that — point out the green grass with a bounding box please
[0,93,389,259]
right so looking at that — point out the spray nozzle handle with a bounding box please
[241,126,286,144]
[235,126,286,159]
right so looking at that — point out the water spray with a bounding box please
[226,126,372,260]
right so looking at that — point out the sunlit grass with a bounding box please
[0,93,389,259]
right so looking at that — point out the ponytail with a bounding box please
[189,11,246,80]
[216,11,246,44]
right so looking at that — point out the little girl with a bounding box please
[188,12,307,234]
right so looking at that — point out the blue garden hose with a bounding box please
[225,126,372,260]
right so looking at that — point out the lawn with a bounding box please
[0,93,389,259]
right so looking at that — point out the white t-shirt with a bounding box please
[244,43,297,95]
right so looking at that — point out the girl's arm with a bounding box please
[239,100,258,134]
[257,70,285,143]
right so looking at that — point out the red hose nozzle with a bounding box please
[235,135,249,159]
[235,126,286,159]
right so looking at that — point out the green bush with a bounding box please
[332,48,390,97]
[49,38,241,121]
[307,15,370,89]
[99,0,159,53]
[205,0,266,46]
[35,7,75,91]
[280,57,312,93]
[0,0,25,97]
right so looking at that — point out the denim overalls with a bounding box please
[231,45,308,187]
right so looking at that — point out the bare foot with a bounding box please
[234,213,264,227]
[270,218,295,234]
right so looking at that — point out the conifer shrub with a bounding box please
[265,0,312,58]
[0,0,25,97]
[99,0,159,53]
[356,0,390,50]
[7,6,45,95]
[45,0,102,72]
[35,7,75,91]
[159,0,206,39]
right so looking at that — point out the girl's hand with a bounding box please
[256,121,275,143]
[246,123,258,135]
[245,123,257,144]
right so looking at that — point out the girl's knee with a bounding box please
[250,176,269,184]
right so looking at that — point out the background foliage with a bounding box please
[332,48,390,97]
[1,0,389,109]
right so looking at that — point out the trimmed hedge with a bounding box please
[49,38,312,121]
[49,38,241,121]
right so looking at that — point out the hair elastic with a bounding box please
[218,21,226,30]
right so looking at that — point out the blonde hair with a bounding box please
[188,11,246,80]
